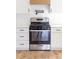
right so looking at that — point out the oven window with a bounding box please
[31,31,50,41]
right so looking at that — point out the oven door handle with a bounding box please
[40,32,42,41]
[36,32,39,41]
[29,30,50,31]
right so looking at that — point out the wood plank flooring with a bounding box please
[16,50,62,59]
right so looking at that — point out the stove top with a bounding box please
[30,22,51,30]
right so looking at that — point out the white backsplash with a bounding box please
[16,14,30,27]
[29,4,62,27]
[49,13,62,27]
[29,5,50,17]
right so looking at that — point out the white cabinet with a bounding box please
[16,32,29,41]
[50,0,62,13]
[16,27,29,41]
[16,0,29,13]
[51,27,62,50]
[16,41,29,50]
[16,27,29,50]
[16,27,29,33]
[16,14,30,27]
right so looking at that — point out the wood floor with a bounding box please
[16,50,62,59]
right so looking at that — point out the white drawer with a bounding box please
[16,27,29,32]
[51,27,62,32]
[16,41,29,50]
[16,33,29,41]
[16,41,29,47]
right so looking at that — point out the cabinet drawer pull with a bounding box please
[19,36,24,37]
[20,29,24,31]
[56,29,61,31]
[20,44,24,45]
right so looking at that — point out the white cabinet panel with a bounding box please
[16,0,29,13]
[16,27,29,33]
[51,27,62,50]
[51,0,62,13]
[16,41,29,50]
[16,32,29,41]
[16,14,30,27]
[51,27,62,32]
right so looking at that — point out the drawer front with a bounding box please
[16,27,29,32]
[51,27,62,32]
[16,33,29,41]
[16,41,29,50]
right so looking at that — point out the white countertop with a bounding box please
[50,24,62,27]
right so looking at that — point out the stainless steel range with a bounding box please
[29,18,51,51]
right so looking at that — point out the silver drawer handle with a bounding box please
[19,29,24,31]
[56,29,61,31]
[19,36,24,37]
[20,44,24,45]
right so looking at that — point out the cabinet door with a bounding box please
[16,14,30,27]
[16,0,29,13]
[51,27,62,50]
[51,0,62,13]
[30,0,50,4]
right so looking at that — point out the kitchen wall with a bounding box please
[16,14,30,27]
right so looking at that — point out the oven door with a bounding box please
[29,30,51,44]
